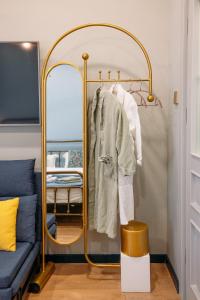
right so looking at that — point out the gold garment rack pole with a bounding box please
[87,79,149,83]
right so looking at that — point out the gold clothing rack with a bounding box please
[34,23,157,291]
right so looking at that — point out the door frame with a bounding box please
[174,0,188,298]
[185,0,200,299]
[173,0,189,298]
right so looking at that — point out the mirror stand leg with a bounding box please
[29,262,55,293]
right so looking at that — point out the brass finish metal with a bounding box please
[117,70,120,81]
[87,78,149,83]
[41,59,46,273]
[30,262,55,293]
[45,61,83,81]
[82,52,89,60]
[147,94,155,102]
[121,220,149,257]
[98,70,102,80]
[41,23,154,274]
[41,23,154,101]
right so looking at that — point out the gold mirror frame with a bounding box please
[41,23,154,272]
[44,62,84,245]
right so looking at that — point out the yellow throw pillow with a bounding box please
[0,198,19,251]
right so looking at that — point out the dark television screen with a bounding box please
[0,42,40,125]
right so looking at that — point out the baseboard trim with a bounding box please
[166,256,179,293]
[46,254,120,264]
[46,253,179,293]
[46,253,166,264]
[150,254,166,263]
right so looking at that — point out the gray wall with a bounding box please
[0,0,170,254]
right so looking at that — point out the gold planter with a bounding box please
[121,220,149,257]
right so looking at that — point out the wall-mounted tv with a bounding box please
[0,42,40,125]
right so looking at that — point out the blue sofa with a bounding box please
[0,159,57,300]
[0,172,42,300]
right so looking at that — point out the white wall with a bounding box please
[168,0,187,292]
[0,0,170,254]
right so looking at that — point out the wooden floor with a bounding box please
[56,224,82,243]
[28,263,180,300]
[53,216,83,244]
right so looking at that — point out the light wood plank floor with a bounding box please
[56,225,82,244]
[28,263,180,300]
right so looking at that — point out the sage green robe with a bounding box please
[88,89,136,238]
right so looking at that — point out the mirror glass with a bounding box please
[46,64,83,244]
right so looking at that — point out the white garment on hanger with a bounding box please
[109,83,142,165]
[109,83,142,225]
[118,173,134,225]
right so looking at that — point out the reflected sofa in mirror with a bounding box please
[46,63,83,245]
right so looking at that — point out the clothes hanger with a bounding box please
[110,70,121,94]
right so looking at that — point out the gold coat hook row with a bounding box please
[98,70,121,81]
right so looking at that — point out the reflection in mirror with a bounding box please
[46,64,83,245]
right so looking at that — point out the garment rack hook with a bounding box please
[117,70,120,81]
[98,70,102,81]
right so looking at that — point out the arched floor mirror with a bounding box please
[45,62,83,246]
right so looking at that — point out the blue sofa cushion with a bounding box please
[0,195,37,244]
[12,242,40,296]
[47,213,56,228]
[0,159,35,196]
[16,195,37,244]
[0,288,12,300]
[0,242,32,288]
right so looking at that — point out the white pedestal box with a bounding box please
[121,252,151,292]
